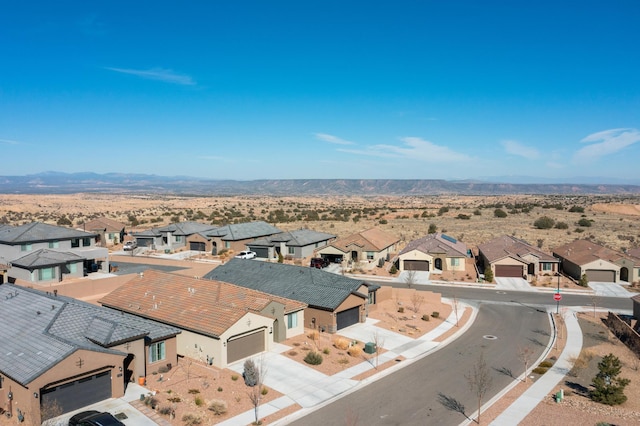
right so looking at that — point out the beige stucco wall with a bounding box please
[176,329,222,368]
[316,245,347,256]
[219,312,275,367]
[284,309,305,339]
[145,336,179,375]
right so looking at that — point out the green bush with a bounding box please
[483,266,494,283]
[323,347,330,355]
[532,367,548,375]
[494,208,507,218]
[534,216,555,229]
[539,360,554,368]
[379,219,388,224]
[231,374,239,381]
[422,314,430,321]
[431,311,440,319]
[568,205,584,213]
[389,265,398,274]
[304,351,323,365]
[555,221,569,229]
[578,218,592,227]
[194,396,204,407]
[261,386,269,395]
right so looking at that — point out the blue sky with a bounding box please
[1,1,639,183]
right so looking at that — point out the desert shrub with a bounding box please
[144,396,159,408]
[389,264,398,274]
[217,386,223,392]
[243,359,259,386]
[188,389,200,394]
[379,219,388,224]
[308,330,319,340]
[347,345,363,357]
[568,205,584,213]
[555,221,569,229]
[456,214,471,220]
[194,396,204,407]
[578,218,593,227]
[532,367,548,374]
[304,351,323,365]
[334,337,350,350]
[494,208,507,218]
[539,360,554,368]
[168,396,182,403]
[338,357,350,365]
[438,206,449,216]
[533,216,555,229]
[159,405,173,416]
[422,314,430,321]
[261,386,269,395]
[483,266,494,283]
[288,350,298,356]
[323,347,330,355]
[231,374,239,381]
[182,413,202,425]
[217,248,228,256]
[398,306,405,313]
[579,274,589,287]
[431,311,440,319]
[208,399,228,415]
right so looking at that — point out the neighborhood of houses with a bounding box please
[0,218,640,424]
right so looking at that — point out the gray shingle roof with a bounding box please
[155,221,218,236]
[206,221,282,241]
[204,259,378,311]
[399,233,468,257]
[0,222,96,244]
[249,229,335,247]
[0,284,179,386]
[10,249,84,269]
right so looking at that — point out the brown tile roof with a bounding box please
[553,239,629,266]
[478,235,558,264]
[99,269,306,338]
[330,227,399,253]
[399,233,468,257]
[627,248,640,260]
[81,217,126,233]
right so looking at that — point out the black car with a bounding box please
[310,257,330,268]
[68,411,125,426]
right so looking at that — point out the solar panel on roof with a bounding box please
[441,234,457,244]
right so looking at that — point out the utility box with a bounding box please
[364,342,376,354]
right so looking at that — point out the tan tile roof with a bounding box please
[330,227,399,253]
[81,217,127,233]
[99,269,306,338]
[553,239,629,266]
[478,235,558,263]
[627,248,640,260]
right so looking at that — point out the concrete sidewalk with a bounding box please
[219,301,475,426]
[488,309,583,426]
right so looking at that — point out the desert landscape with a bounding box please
[1,193,639,256]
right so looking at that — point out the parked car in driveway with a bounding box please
[235,250,257,259]
[310,257,330,268]
[68,410,125,426]
[123,240,137,251]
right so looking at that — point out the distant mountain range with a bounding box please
[0,172,639,195]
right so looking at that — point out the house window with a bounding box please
[175,236,182,243]
[48,241,59,249]
[21,243,32,252]
[542,263,552,271]
[149,341,166,363]
[69,263,77,274]
[368,292,376,305]
[38,267,55,281]
[287,312,298,329]
[366,251,375,260]
[451,258,460,267]
[288,247,295,255]
[82,237,91,247]
[71,238,80,248]
[225,241,231,249]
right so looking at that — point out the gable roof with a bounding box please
[157,221,218,236]
[0,222,96,244]
[627,248,640,260]
[205,221,282,241]
[99,269,306,338]
[399,233,468,257]
[553,239,629,266]
[80,217,126,233]
[248,229,336,248]
[204,259,378,311]
[478,235,558,264]
[0,284,179,386]
[328,227,399,253]
[10,248,84,269]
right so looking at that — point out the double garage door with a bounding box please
[189,241,206,251]
[227,330,265,363]
[403,260,429,271]
[586,269,616,283]
[41,370,111,415]
[495,265,524,278]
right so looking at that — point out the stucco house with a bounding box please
[205,258,380,333]
[553,239,634,283]
[0,222,109,284]
[625,248,640,284]
[246,228,336,260]
[315,227,399,265]
[203,221,283,255]
[79,217,127,247]
[478,235,560,280]
[132,221,217,251]
[0,284,179,424]
[394,233,469,273]
[100,270,307,368]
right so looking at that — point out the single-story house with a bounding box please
[394,233,469,273]
[204,258,380,333]
[100,270,307,368]
[203,221,283,255]
[315,227,399,265]
[478,235,560,280]
[79,217,127,247]
[246,228,336,260]
[0,284,179,424]
[553,239,634,283]
[625,248,640,284]
[0,222,109,284]
[132,221,218,252]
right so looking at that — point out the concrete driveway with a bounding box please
[588,281,633,297]
[397,270,431,285]
[495,277,532,291]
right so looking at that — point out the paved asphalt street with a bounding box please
[289,303,551,426]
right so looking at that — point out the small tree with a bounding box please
[517,346,535,383]
[404,269,417,288]
[428,223,438,234]
[410,292,425,313]
[244,357,267,424]
[579,273,589,287]
[466,352,493,424]
[483,266,494,283]
[243,359,259,387]
[590,353,630,405]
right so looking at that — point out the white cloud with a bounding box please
[338,136,471,162]
[315,133,355,145]
[574,128,640,162]
[501,140,540,160]
[0,139,22,145]
[106,67,196,86]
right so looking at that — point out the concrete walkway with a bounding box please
[218,302,474,426]
[488,309,583,426]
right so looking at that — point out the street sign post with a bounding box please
[553,293,562,301]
